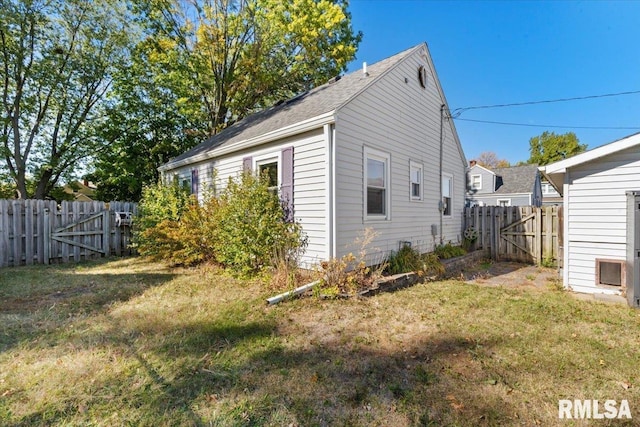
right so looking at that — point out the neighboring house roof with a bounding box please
[540,132,640,195]
[63,181,96,201]
[160,44,435,172]
[491,164,539,194]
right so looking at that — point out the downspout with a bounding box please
[439,104,445,244]
[324,123,336,259]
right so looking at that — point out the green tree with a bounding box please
[142,0,361,134]
[90,0,360,200]
[88,40,199,202]
[0,0,135,199]
[528,131,587,165]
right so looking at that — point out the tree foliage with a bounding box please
[140,0,361,135]
[528,131,587,165]
[0,0,134,199]
[475,151,510,169]
[88,40,199,201]
[89,0,361,201]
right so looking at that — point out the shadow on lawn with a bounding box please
[0,270,176,353]
[35,310,519,426]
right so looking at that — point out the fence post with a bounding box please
[43,208,50,265]
[103,210,111,257]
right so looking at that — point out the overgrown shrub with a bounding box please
[385,245,423,275]
[318,228,385,296]
[135,173,306,273]
[134,180,191,252]
[434,242,466,259]
[214,172,306,274]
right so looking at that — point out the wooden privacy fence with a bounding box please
[463,206,563,266]
[0,200,137,267]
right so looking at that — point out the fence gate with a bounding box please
[464,206,562,266]
[0,200,136,267]
[48,210,111,260]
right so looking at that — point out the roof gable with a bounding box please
[492,164,539,194]
[468,164,495,175]
[160,44,424,171]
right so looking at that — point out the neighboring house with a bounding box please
[539,132,640,303]
[159,43,467,267]
[63,180,96,202]
[466,162,542,207]
[541,179,562,206]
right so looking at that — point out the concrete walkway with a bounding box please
[461,261,628,305]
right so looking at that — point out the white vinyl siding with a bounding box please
[166,129,327,267]
[466,164,495,195]
[564,145,640,294]
[333,46,466,261]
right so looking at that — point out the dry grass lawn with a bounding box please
[1,258,639,426]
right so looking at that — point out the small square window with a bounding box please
[256,157,279,193]
[497,199,511,207]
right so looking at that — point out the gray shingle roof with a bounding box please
[493,164,539,194]
[163,44,423,167]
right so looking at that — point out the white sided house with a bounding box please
[540,132,640,307]
[159,44,467,267]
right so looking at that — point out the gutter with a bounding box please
[159,111,336,172]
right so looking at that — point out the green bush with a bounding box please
[134,180,191,245]
[385,245,423,275]
[136,172,306,274]
[434,242,466,259]
[214,172,306,274]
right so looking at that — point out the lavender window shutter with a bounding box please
[191,169,199,195]
[281,146,294,222]
[242,156,253,172]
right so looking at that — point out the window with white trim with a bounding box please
[410,161,423,201]
[365,148,390,219]
[497,199,511,207]
[255,155,280,194]
[470,174,482,190]
[442,173,452,216]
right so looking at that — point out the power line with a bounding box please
[453,117,640,130]
[450,89,640,117]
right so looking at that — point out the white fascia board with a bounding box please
[468,164,495,175]
[538,165,564,195]
[542,132,640,175]
[159,111,336,172]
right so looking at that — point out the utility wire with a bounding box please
[453,117,640,130]
[450,89,640,117]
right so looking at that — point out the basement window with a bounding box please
[596,259,625,287]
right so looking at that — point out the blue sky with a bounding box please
[346,0,640,164]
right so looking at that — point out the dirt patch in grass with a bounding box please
[1,259,639,426]
[459,260,560,289]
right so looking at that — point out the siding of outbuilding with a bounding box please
[168,129,329,267]
[564,145,640,294]
[333,46,465,261]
